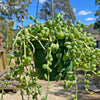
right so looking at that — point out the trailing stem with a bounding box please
[24,42,26,58]
[9,29,24,66]
[45,73,50,100]
[29,34,46,51]
[75,71,78,100]
[45,50,51,100]
[20,89,24,100]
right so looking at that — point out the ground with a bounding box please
[0,73,100,100]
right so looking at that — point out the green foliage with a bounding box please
[94,19,100,30]
[1,13,100,100]
[6,21,15,52]
[94,0,100,30]
[0,0,32,48]
[0,19,8,42]
[0,0,32,21]
[95,0,100,5]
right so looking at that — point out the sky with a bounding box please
[13,0,99,29]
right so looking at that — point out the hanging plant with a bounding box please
[1,13,100,100]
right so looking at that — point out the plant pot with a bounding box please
[33,40,72,81]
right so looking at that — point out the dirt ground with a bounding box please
[0,73,100,100]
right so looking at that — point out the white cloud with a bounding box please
[73,8,76,13]
[39,0,46,3]
[77,10,92,15]
[86,18,95,21]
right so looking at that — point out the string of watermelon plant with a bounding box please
[1,12,100,100]
[42,0,55,99]
[0,0,98,100]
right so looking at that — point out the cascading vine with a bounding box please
[1,1,100,100]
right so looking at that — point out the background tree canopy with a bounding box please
[0,0,32,21]
[94,0,100,31]
[0,18,8,41]
[0,0,32,49]
[39,0,76,23]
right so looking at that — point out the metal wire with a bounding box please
[36,0,39,19]
[52,0,54,25]
[67,0,75,24]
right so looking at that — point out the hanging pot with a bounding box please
[33,40,73,81]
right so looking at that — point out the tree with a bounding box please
[94,0,100,31]
[0,0,32,50]
[0,16,9,42]
[6,21,15,51]
[0,0,32,21]
[39,0,76,23]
